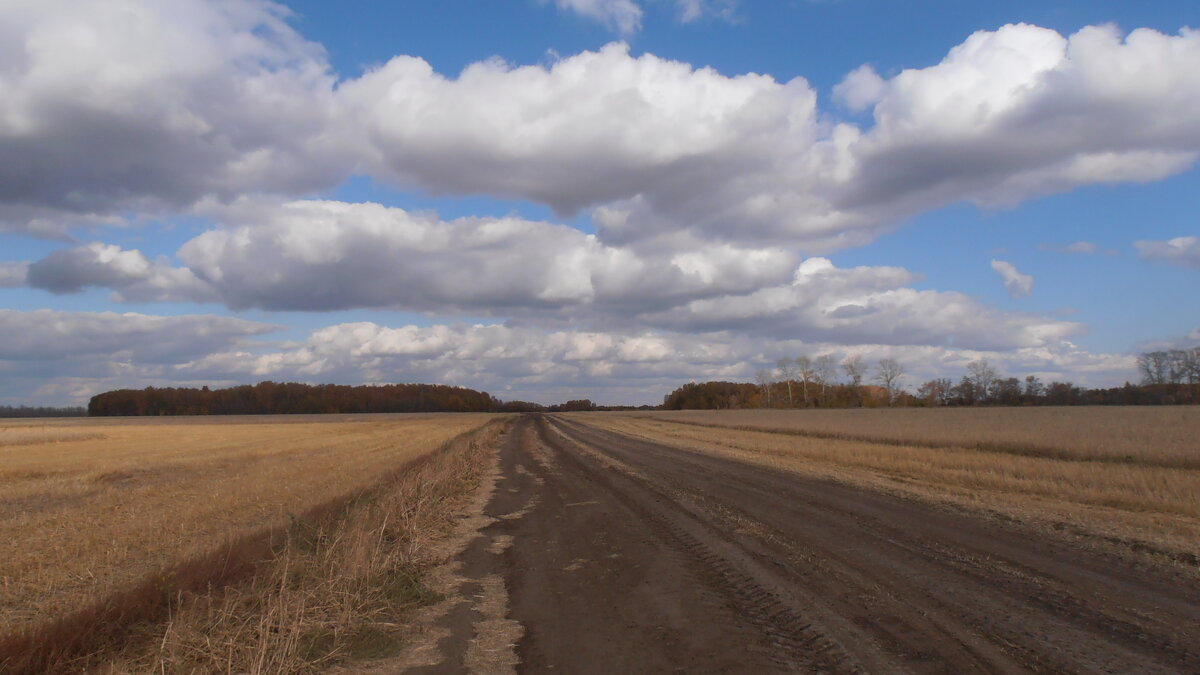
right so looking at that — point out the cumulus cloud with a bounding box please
[13,200,1079,352]
[9,206,1085,361]
[0,0,347,234]
[5,8,1199,253]
[25,243,216,302]
[0,307,1130,406]
[0,309,278,405]
[833,64,887,112]
[990,259,1034,298]
[176,200,796,313]
[174,320,1126,406]
[650,257,1074,349]
[0,309,273,364]
[340,24,1200,252]
[338,43,817,230]
[838,25,1200,214]
[1135,236,1200,268]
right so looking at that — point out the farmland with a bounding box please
[4,407,1200,673]
[0,414,501,672]
[577,407,1200,562]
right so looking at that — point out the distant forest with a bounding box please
[85,382,634,416]
[89,382,501,416]
[0,405,87,418]
[664,349,1200,410]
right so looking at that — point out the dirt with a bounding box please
[409,414,1200,673]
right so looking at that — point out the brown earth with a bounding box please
[420,414,1200,673]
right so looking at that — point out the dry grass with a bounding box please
[106,419,507,673]
[632,407,1200,468]
[571,409,1200,566]
[0,414,498,632]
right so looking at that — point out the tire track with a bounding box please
[533,416,867,673]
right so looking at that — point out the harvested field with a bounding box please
[632,406,1200,468]
[573,409,1200,565]
[0,414,498,632]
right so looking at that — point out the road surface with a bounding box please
[425,414,1200,673]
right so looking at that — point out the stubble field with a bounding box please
[4,406,1198,672]
[578,407,1200,564]
[0,413,501,672]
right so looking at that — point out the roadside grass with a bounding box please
[0,418,506,674]
[574,411,1200,567]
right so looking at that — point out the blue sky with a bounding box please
[1,0,1198,405]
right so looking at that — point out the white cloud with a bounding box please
[1135,236,1200,268]
[833,64,887,112]
[0,309,273,364]
[173,321,1131,406]
[0,0,347,234]
[673,0,739,23]
[175,200,796,313]
[990,259,1034,298]
[4,10,1199,255]
[25,242,216,302]
[550,0,736,32]
[0,308,1132,407]
[13,200,1081,352]
[552,0,642,34]
[341,24,1200,253]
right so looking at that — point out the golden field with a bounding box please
[0,414,498,632]
[632,407,1200,467]
[573,408,1200,565]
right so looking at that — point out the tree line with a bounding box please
[0,405,87,418]
[665,349,1200,409]
[85,383,652,416]
[89,382,502,416]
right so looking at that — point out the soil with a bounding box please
[415,414,1200,673]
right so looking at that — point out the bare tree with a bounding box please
[795,355,814,407]
[874,358,905,405]
[776,358,796,407]
[813,354,838,406]
[755,369,775,408]
[966,359,998,403]
[1138,351,1170,385]
[842,354,866,407]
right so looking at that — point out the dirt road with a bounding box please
[428,414,1200,673]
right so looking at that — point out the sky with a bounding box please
[1,0,1198,406]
